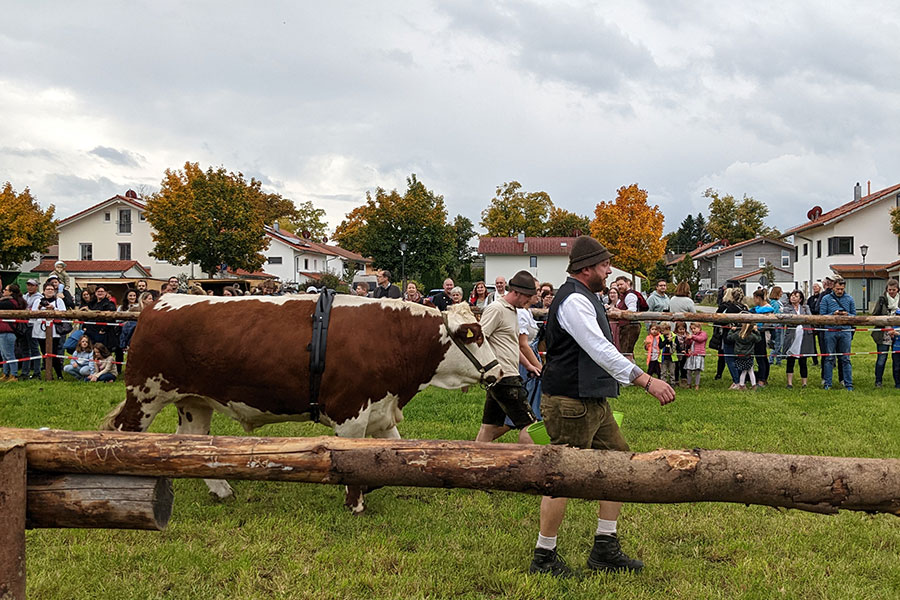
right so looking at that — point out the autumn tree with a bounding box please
[277,200,329,240]
[480,181,553,237]
[545,205,591,237]
[333,175,454,288]
[146,162,295,276]
[705,189,777,243]
[590,184,666,277]
[0,182,57,270]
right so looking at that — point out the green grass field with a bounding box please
[2,328,899,599]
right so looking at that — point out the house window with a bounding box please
[734,251,742,269]
[268,256,283,265]
[304,258,309,270]
[530,256,537,268]
[104,212,111,222]
[816,240,822,258]
[139,213,147,222]
[803,243,808,256]
[314,259,318,271]
[118,209,132,234]
[758,257,766,268]
[827,236,853,256]
[118,243,131,261]
[782,250,790,268]
[80,243,93,261]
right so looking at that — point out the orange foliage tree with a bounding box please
[590,184,666,277]
[0,182,57,270]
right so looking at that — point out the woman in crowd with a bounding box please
[469,281,489,308]
[749,289,774,387]
[31,282,66,380]
[606,287,620,349]
[119,290,140,312]
[871,279,899,388]
[668,281,696,314]
[87,343,117,383]
[404,282,424,304]
[450,286,464,305]
[64,335,95,381]
[222,286,235,297]
[782,289,814,388]
[78,288,94,309]
[768,286,785,366]
[0,283,26,381]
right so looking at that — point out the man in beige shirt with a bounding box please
[475,270,541,444]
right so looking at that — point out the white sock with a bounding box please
[595,518,617,536]
[536,533,557,550]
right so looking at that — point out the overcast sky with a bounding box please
[3,1,900,237]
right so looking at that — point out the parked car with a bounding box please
[695,289,718,304]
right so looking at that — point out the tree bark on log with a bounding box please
[3,428,899,516]
[26,473,173,530]
[0,441,27,600]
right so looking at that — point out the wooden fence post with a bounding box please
[0,441,27,600]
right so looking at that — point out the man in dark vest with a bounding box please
[372,270,402,299]
[529,236,676,577]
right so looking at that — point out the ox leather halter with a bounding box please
[441,312,499,387]
[308,289,337,423]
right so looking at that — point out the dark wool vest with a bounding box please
[543,277,620,400]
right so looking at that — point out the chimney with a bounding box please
[517,232,525,243]
[868,180,871,196]
[273,221,280,232]
[854,182,862,201]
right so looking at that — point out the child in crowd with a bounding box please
[63,335,95,381]
[659,323,677,385]
[644,322,662,378]
[87,343,118,383]
[673,321,689,387]
[684,322,708,390]
[728,323,761,390]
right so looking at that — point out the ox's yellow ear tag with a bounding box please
[466,330,474,338]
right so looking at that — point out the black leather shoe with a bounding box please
[587,534,644,573]
[529,547,573,577]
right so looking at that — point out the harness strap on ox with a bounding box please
[441,312,499,387]
[308,289,337,423]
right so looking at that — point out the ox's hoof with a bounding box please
[344,485,365,515]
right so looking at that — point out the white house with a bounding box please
[479,236,640,291]
[263,225,371,286]
[56,191,203,280]
[783,181,900,311]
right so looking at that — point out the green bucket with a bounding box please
[527,411,623,445]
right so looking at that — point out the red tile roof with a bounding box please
[783,183,900,236]
[265,227,371,262]
[34,259,151,275]
[58,194,147,226]
[478,237,576,255]
[703,236,793,259]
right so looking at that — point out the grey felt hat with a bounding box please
[567,236,613,272]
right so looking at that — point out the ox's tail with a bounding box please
[99,399,128,431]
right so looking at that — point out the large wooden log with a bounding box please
[26,473,173,530]
[0,441,26,600]
[3,428,899,516]
[615,310,900,326]
[0,309,138,321]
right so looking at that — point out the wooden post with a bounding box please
[26,474,173,530]
[3,428,900,516]
[0,441,27,600]
[44,322,53,381]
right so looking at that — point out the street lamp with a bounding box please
[860,244,869,311]
[399,241,407,295]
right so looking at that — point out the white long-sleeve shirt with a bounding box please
[557,293,644,386]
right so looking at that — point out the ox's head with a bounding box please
[431,302,502,389]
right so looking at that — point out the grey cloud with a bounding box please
[0,146,58,160]
[384,49,415,68]
[44,173,123,199]
[88,146,144,167]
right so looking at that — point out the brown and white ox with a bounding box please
[102,294,501,512]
